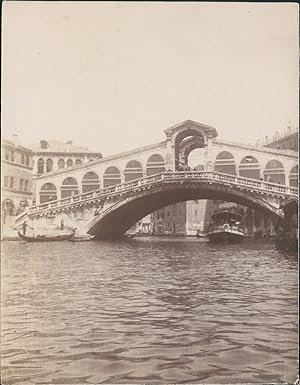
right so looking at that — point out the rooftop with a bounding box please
[28,140,101,155]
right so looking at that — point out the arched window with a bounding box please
[61,177,79,198]
[46,159,53,173]
[75,159,82,166]
[214,151,236,175]
[67,159,73,167]
[82,172,100,193]
[103,166,121,187]
[146,154,165,176]
[58,159,65,169]
[239,156,260,180]
[40,183,57,203]
[124,160,143,182]
[37,158,44,174]
[264,160,285,185]
[289,165,298,187]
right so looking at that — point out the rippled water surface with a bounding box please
[1,238,298,384]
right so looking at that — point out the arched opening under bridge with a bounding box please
[86,181,285,239]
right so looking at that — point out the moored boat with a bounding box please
[207,211,245,244]
[124,232,136,238]
[18,230,75,242]
[196,230,208,238]
[69,234,95,242]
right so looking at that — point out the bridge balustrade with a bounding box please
[27,171,298,217]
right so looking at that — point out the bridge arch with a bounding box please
[214,151,236,175]
[289,165,298,187]
[40,183,58,203]
[146,154,165,176]
[263,159,285,185]
[61,177,79,198]
[82,171,100,193]
[124,160,143,182]
[86,180,285,238]
[174,129,205,170]
[103,166,121,187]
[239,155,260,180]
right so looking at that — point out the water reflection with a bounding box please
[1,238,298,384]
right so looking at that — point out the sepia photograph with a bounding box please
[1,2,299,384]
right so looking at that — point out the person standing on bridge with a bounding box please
[61,218,64,230]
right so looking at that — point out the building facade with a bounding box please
[1,139,33,230]
[150,199,276,238]
[259,125,298,152]
[29,140,103,177]
[29,140,102,204]
[151,200,213,236]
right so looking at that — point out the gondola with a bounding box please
[69,234,95,242]
[18,230,75,242]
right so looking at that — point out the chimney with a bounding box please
[66,140,72,152]
[40,140,48,149]
[12,133,20,144]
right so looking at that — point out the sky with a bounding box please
[2,2,299,156]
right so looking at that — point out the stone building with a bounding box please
[151,200,211,236]
[263,127,298,152]
[29,140,103,177]
[151,198,276,238]
[28,140,102,204]
[1,138,33,236]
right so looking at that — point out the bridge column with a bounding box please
[165,134,174,171]
[204,138,214,171]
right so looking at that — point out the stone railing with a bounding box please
[25,171,298,217]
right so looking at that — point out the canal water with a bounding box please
[1,238,298,384]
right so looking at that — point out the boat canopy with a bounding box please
[211,210,243,223]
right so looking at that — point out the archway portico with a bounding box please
[164,120,218,171]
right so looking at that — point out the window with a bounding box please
[5,150,9,160]
[24,180,29,191]
[25,155,30,166]
[10,151,15,162]
[37,158,44,174]
[46,159,53,173]
[67,159,73,167]
[58,159,65,169]
[194,209,198,217]
[21,154,25,164]
[9,177,14,189]
[19,179,24,190]
[4,176,9,187]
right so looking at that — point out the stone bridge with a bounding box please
[17,171,297,238]
[16,120,298,238]
[33,120,298,205]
